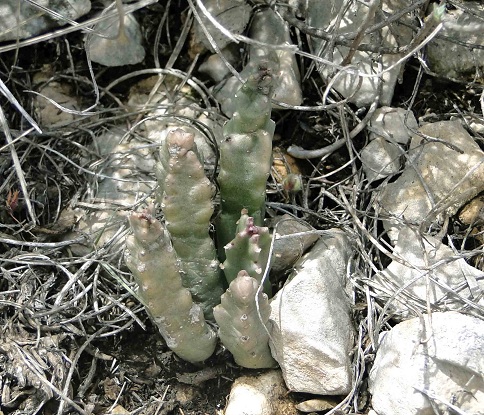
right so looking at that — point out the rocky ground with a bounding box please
[0,1,483,415]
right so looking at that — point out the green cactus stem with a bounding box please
[217,64,276,259]
[222,210,272,296]
[213,271,277,369]
[125,207,217,363]
[155,129,225,320]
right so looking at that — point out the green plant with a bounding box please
[216,65,276,259]
[125,64,277,367]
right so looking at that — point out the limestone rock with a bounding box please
[362,107,418,182]
[372,226,484,319]
[368,107,418,145]
[0,0,91,42]
[379,120,484,240]
[427,2,484,80]
[192,0,251,52]
[361,136,402,182]
[224,370,297,415]
[369,312,484,415]
[269,230,354,395]
[33,68,82,127]
[304,0,414,107]
[86,12,145,66]
[271,215,319,273]
[199,45,239,83]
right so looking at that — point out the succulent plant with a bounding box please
[222,210,272,295]
[155,129,225,320]
[216,63,276,260]
[125,208,217,363]
[125,65,277,367]
[214,271,276,369]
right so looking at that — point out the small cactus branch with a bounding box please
[222,210,272,295]
[125,208,216,363]
[156,129,225,319]
[213,271,276,369]
[217,64,275,258]
[224,63,276,135]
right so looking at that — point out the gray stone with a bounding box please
[368,107,418,145]
[373,226,484,319]
[427,2,484,80]
[0,0,91,42]
[369,312,484,415]
[214,7,302,116]
[33,69,82,127]
[361,136,402,182]
[362,107,418,182]
[86,13,145,66]
[304,0,414,107]
[379,120,484,240]
[271,215,319,273]
[269,230,354,395]
[192,0,251,52]
[224,370,296,415]
[199,45,239,83]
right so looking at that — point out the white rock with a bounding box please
[368,107,418,145]
[224,370,296,415]
[86,12,145,66]
[214,7,302,117]
[305,0,414,107]
[199,46,239,83]
[369,312,484,415]
[0,0,91,42]
[64,127,156,255]
[373,226,484,319]
[33,68,82,127]
[269,230,354,395]
[271,215,319,273]
[248,8,302,108]
[361,136,402,182]
[192,0,251,52]
[427,2,484,80]
[379,120,484,240]
[362,107,418,182]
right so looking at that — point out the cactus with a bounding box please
[155,129,225,320]
[222,210,272,295]
[125,67,279,368]
[214,271,276,369]
[124,208,217,363]
[216,63,276,259]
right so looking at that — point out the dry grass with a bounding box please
[0,1,483,414]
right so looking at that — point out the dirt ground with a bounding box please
[0,1,483,414]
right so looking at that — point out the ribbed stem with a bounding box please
[214,271,276,369]
[156,129,225,319]
[222,210,272,296]
[125,208,216,363]
[217,64,275,259]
